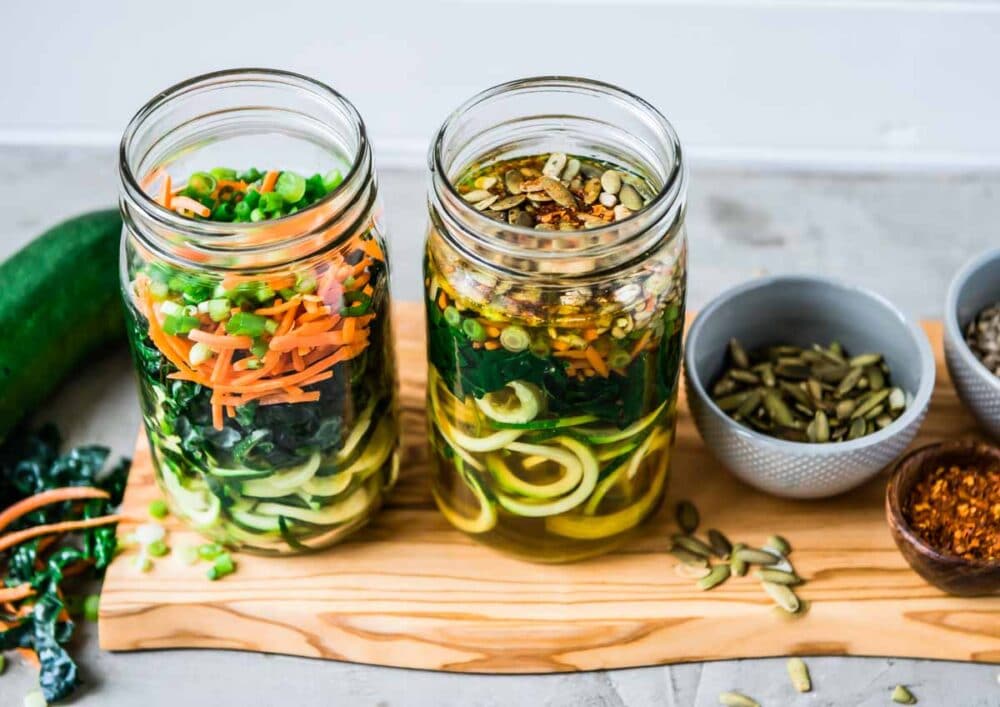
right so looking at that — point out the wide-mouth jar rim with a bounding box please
[428,75,687,270]
[119,67,371,260]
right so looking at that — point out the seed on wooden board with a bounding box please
[489,194,526,211]
[707,529,733,558]
[675,500,699,534]
[734,547,780,565]
[672,533,714,558]
[474,176,497,190]
[598,191,617,208]
[729,338,751,369]
[473,195,498,210]
[542,152,568,178]
[766,534,791,555]
[561,158,581,181]
[613,204,632,221]
[891,684,918,704]
[669,547,709,567]
[718,691,760,707]
[755,568,802,585]
[619,183,643,210]
[583,177,602,205]
[600,169,622,194]
[730,556,748,576]
[786,657,812,692]
[504,169,524,195]
[674,562,712,579]
[762,580,801,613]
[698,563,731,590]
[462,189,494,202]
[538,176,577,209]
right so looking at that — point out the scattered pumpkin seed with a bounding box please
[675,500,699,534]
[698,563,731,590]
[669,547,709,567]
[755,568,802,585]
[674,563,712,579]
[766,534,791,556]
[786,657,812,692]
[672,533,714,558]
[707,528,733,558]
[734,547,780,566]
[891,684,917,704]
[718,691,760,707]
[762,580,801,613]
[730,556,748,576]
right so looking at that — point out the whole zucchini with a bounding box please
[0,210,124,441]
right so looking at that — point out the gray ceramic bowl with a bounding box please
[944,247,1000,442]
[685,276,936,499]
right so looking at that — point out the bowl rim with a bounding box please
[944,245,1000,394]
[884,439,1000,570]
[684,274,936,454]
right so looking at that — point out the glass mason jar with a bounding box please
[119,69,399,555]
[424,77,688,562]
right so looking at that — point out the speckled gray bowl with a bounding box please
[685,276,936,499]
[944,247,1000,442]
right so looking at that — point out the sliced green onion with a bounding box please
[275,171,307,204]
[443,306,462,327]
[462,318,487,342]
[323,169,344,193]
[234,200,252,221]
[608,347,632,369]
[208,553,236,580]
[499,325,530,352]
[255,285,276,303]
[159,300,184,317]
[180,546,200,565]
[148,280,169,300]
[81,594,100,622]
[251,339,269,358]
[163,315,201,336]
[189,342,213,366]
[243,189,261,209]
[341,291,372,317]
[264,318,278,334]
[250,208,265,222]
[187,172,217,197]
[148,540,169,557]
[295,274,317,294]
[198,543,223,560]
[259,192,284,214]
[238,167,263,183]
[206,298,231,322]
[529,338,551,357]
[148,499,169,519]
[226,312,271,337]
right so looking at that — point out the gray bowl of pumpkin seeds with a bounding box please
[944,246,1000,442]
[684,276,935,499]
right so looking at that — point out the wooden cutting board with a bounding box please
[99,302,1000,670]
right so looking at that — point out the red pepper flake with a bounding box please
[903,463,1000,562]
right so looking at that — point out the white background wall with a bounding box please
[3,0,1000,172]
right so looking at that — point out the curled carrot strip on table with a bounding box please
[0,487,110,533]
[0,584,35,603]
[0,515,122,554]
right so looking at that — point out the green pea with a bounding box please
[250,208,265,223]
[198,543,224,560]
[148,540,169,557]
[148,499,169,519]
[322,169,344,193]
[83,594,100,622]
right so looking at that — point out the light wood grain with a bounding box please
[99,304,1000,670]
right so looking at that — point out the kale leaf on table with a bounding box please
[0,424,130,703]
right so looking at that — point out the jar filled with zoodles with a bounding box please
[425,77,688,562]
[119,70,399,555]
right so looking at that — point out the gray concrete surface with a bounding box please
[1,145,998,705]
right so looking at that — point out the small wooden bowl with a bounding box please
[885,440,1000,596]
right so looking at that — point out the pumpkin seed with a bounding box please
[674,563,712,579]
[707,529,733,558]
[849,352,882,367]
[600,169,622,194]
[730,556,747,576]
[734,548,780,566]
[473,195,498,211]
[755,568,801,585]
[847,416,867,440]
[762,580,801,613]
[762,391,795,427]
[504,169,524,195]
[766,534,791,555]
[526,191,553,203]
[672,533,714,558]
[835,366,864,397]
[613,204,632,221]
[718,691,760,707]
[866,365,885,391]
[734,390,763,419]
[539,176,577,209]
[888,387,906,411]
[891,685,917,704]
[583,177,602,205]
[462,189,493,202]
[730,369,760,385]
[669,547,709,567]
[542,152,567,178]
[489,194,526,211]
[561,158,581,181]
[675,500,699,534]
[619,183,643,210]
[806,410,830,443]
[786,657,812,693]
[698,564,731,590]
[474,176,498,190]
[850,388,890,419]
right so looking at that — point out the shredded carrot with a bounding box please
[553,349,587,359]
[437,291,448,310]
[0,487,110,534]
[140,166,165,191]
[171,195,211,218]
[260,170,280,193]
[484,341,501,351]
[269,332,348,352]
[350,271,371,290]
[0,515,122,554]
[350,258,372,278]
[255,297,301,316]
[342,317,356,340]
[583,328,600,342]
[291,349,306,372]
[188,329,253,349]
[0,584,35,603]
[293,316,339,335]
[258,391,321,406]
[212,396,224,431]
[360,238,384,261]
[215,179,248,192]
[159,174,173,209]
[584,346,610,378]
[275,303,300,336]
